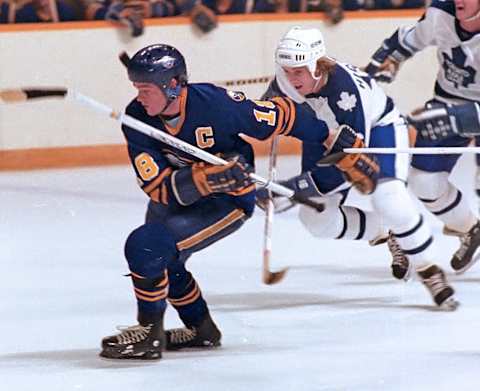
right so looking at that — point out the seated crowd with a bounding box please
[0,0,425,33]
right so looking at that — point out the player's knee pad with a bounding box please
[298,194,346,239]
[124,223,178,278]
[409,168,475,232]
[299,199,385,241]
[372,180,419,231]
[408,168,450,201]
[373,180,435,263]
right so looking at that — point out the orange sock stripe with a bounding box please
[134,285,169,298]
[130,272,146,279]
[177,208,245,251]
[135,291,169,302]
[168,284,201,306]
[168,282,198,304]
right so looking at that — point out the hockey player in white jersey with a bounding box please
[365,0,480,275]
[258,26,458,309]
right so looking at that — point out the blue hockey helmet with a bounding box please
[127,44,188,100]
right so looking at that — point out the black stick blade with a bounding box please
[263,267,289,285]
[0,88,67,103]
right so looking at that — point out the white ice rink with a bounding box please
[1,155,480,391]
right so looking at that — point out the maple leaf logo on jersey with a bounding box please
[337,92,357,112]
[442,46,476,88]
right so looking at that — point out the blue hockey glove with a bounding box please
[256,172,322,213]
[408,102,480,140]
[364,30,412,84]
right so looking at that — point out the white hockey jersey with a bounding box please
[398,0,480,103]
[268,61,404,147]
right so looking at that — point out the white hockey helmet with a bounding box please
[275,26,326,79]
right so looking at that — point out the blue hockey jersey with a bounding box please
[122,82,330,212]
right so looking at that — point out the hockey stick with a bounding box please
[343,147,480,154]
[262,136,288,285]
[0,87,325,211]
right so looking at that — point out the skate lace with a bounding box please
[454,224,480,260]
[168,327,197,344]
[115,324,151,345]
[387,235,408,266]
[423,273,446,296]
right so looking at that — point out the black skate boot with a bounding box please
[450,221,480,274]
[387,233,411,281]
[165,313,221,351]
[417,264,459,310]
[100,321,165,360]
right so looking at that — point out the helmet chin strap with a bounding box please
[312,74,324,92]
[275,64,306,104]
[159,96,177,116]
[464,8,480,22]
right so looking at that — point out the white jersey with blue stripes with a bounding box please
[398,0,480,103]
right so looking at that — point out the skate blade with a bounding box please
[402,263,414,282]
[454,251,480,275]
[439,297,460,311]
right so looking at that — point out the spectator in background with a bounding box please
[343,0,424,10]
[84,0,176,36]
[200,0,288,14]
[84,0,218,36]
[0,0,78,23]
[288,0,344,24]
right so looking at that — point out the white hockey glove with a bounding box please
[408,102,480,140]
[364,30,412,84]
[256,172,323,214]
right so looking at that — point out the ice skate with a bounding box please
[100,321,165,360]
[450,220,480,274]
[417,264,459,311]
[165,313,221,351]
[387,232,412,281]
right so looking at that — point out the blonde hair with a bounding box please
[314,57,336,79]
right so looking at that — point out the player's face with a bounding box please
[133,82,168,116]
[455,0,480,21]
[282,66,318,96]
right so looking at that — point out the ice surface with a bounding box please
[1,155,479,391]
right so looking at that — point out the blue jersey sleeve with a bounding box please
[218,89,329,144]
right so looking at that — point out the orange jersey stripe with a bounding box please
[283,98,296,136]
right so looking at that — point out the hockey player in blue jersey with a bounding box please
[100,43,380,360]
[365,0,480,276]
[257,26,458,310]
